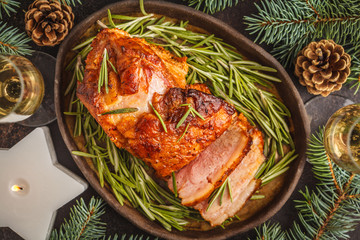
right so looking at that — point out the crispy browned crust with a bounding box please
[131,87,236,178]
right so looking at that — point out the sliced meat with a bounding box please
[193,128,265,226]
[168,114,252,206]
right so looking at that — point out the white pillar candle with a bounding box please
[0,127,87,240]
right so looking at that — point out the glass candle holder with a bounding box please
[324,103,360,173]
[0,55,44,123]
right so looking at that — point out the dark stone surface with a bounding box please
[1,0,359,239]
[0,124,33,149]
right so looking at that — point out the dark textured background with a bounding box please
[1,0,360,239]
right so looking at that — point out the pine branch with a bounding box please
[271,33,313,67]
[255,127,360,240]
[185,0,239,14]
[59,0,82,7]
[347,56,360,95]
[0,22,33,56]
[117,235,153,240]
[245,0,360,46]
[252,222,286,240]
[105,234,153,240]
[289,128,360,239]
[0,0,20,19]
[50,197,107,240]
[244,0,315,46]
[51,197,155,240]
[244,0,360,67]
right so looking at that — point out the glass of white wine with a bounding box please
[0,55,44,123]
[324,103,360,173]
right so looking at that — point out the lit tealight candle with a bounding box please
[0,127,87,240]
[9,178,29,197]
[11,185,23,192]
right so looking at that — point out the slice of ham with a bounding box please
[168,114,252,206]
[193,128,265,226]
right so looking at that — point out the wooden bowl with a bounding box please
[55,1,310,239]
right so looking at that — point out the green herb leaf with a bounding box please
[176,108,191,129]
[98,108,138,116]
[71,151,98,158]
[207,178,231,211]
[177,122,190,142]
[72,36,95,51]
[149,102,168,133]
[107,59,118,74]
[107,9,116,28]
[250,194,265,200]
[98,48,109,93]
[172,172,178,198]
[191,107,205,120]
[176,104,205,128]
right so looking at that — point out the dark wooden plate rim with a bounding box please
[55,1,310,239]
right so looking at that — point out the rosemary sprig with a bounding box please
[66,44,92,71]
[176,103,205,128]
[71,151,99,158]
[98,48,117,94]
[59,0,82,7]
[207,178,231,211]
[65,56,84,96]
[107,58,118,74]
[176,108,191,128]
[72,137,200,231]
[177,123,190,142]
[72,36,95,51]
[149,102,167,133]
[172,172,178,198]
[260,150,298,186]
[98,108,138,116]
[250,194,265,200]
[98,48,108,93]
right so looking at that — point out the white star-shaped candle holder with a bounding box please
[0,127,87,240]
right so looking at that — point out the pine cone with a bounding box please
[25,0,74,46]
[294,40,351,97]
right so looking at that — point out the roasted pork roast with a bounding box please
[77,28,265,226]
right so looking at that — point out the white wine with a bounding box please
[0,55,44,123]
[324,104,360,173]
[0,69,22,117]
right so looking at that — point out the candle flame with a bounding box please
[11,185,23,192]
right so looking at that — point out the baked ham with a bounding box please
[168,114,252,206]
[194,127,264,226]
[77,28,236,178]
